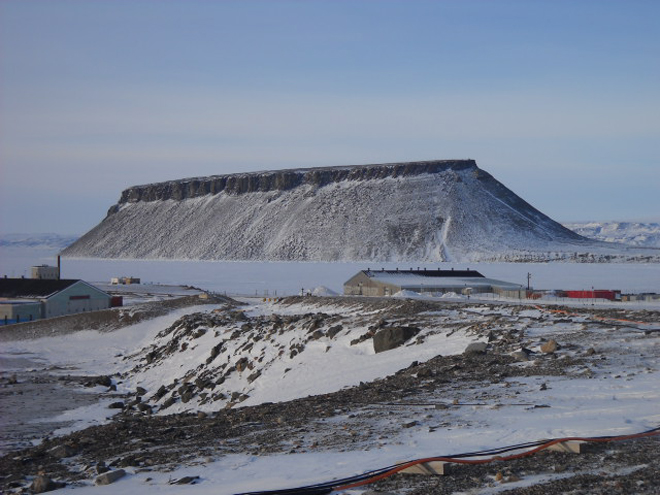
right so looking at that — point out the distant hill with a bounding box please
[61,160,658,262]
[0,233,79,249]
[563,222,660,248]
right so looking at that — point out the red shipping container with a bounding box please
[565,290,620,301]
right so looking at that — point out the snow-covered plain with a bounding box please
[5,253,660,297]
[564,221,660,248]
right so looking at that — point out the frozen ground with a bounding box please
[1,293,659,494]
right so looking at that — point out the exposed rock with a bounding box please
[95,375,112,387]
[464,342,488,354]
[541,339,559,354]
[92,462,110,475]
[373,326,421,353]
[48,444,78,459]
[327,325,344,339]
[170,476,200,485]
[247,371,262,384]
[31,475,64,493]
[95,469,126,485]
[511,349,533,362]
[116,160,478,202]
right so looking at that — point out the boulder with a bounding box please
[95,469,126,485]
[247,370,262,383]
[327,325,344,339]
[170,476,200,485]
[31,475,64,493]
[373,326,420,353]
[95,375,112,387]
[48,444,78,459]
[511,348,534,362]
[464,342,488,354]
[541,339,558,354]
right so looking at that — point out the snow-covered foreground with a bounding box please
[1,295,659,494]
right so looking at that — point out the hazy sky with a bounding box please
[1,0,658,235]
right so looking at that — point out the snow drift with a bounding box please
[62,160,619,262]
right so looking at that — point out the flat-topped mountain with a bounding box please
[62,159,643,262]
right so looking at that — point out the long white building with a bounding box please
[344,268,525,298]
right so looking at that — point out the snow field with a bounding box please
[1,296,659,494]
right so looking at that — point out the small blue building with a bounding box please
[0,278,111,324]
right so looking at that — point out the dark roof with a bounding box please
[0,278,81,299]
[365,269,485,278]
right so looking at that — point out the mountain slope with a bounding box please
[62,160,634,262]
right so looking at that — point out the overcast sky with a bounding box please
[1,0,658,235]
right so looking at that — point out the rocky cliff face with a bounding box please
[63,160,614,262]
[115,160,476,204]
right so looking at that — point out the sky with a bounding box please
[1,0,658,235]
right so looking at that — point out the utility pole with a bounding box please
[527,272,532,291]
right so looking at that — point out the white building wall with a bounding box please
[0,301,43,323]
[44,282,111,318]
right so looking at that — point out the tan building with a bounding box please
[344,268,525,298]
[31,265,60,280]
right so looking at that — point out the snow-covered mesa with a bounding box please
[62,160,659,262]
